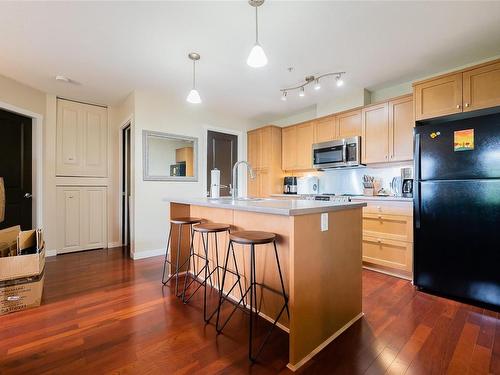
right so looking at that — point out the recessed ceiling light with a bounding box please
[55,75,70,83]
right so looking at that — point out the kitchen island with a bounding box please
[166,197,366,371]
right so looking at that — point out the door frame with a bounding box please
[118,115,134,258]
[203,125,245,197]
[0,100,44,230]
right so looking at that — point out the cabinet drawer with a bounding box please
[361,201,413,216]
[363,213,412,242]
[362,236,413,272]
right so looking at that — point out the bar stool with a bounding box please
[181,223,244,323]
[161,217,202,297]
[215,230,289,362]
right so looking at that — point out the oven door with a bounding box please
[313,140,346,168]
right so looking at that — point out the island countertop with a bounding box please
[164,197,366,216]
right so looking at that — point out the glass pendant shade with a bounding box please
[247,43,268,68]
[186,89,202,104]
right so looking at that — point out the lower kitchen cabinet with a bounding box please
[362,236,413,273]
[56,186,107,254]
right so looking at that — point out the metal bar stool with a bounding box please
[181,223,244,323]
[215,230,289,362]
[161,217,201,297]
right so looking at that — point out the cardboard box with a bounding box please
[0,272,44,315]
[0,226,45,282]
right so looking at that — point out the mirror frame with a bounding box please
[142,130,198,182]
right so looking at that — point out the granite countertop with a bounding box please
[165,197,367,216]
[270,194,413,202]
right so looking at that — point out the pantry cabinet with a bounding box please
[247,126,283,197]
[414,59,500,121]
[56,98,108,177]
[336,109,362,138]
[56,186,107,253]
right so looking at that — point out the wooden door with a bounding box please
[414,73,463,120]
[57,187,81,253]
[336,109,362,138]
[463,61,500,112]
[296,122,314,170]
[82,103,108,177]
[56,99,83,176]
[389,96,414,162]
[282,126,297,170]
[314,116,336,143]
[0,109,32,230]
[82,187,107,249]
[207,131,238,197]
[362,103,389,164]
[247,129,261,169]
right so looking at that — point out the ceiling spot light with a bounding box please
[314,79,321,90]
[247,0,267,68]
[299,87,305,97]
[55,75,70,83]
[281,91,287,101]
[336,74,344,87]
[186,52,202,104]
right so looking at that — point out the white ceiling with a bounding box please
[1,1,500,122]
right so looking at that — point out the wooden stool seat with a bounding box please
[170,217,202,225]
[229,231,276,245]
[193,223,231,233]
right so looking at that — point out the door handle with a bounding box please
[414,134,421,229]
[24,193,32,199]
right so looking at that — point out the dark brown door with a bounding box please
[207,131,238,197]
[0,109,32,230]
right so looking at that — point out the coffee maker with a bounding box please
[401,167,413,198]
[283,176,297,194]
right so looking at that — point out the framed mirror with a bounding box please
[143,130,198,181]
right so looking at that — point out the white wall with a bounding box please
[130,90,256,258]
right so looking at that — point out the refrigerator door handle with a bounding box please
[414,133,421,229]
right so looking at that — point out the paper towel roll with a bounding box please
[210,169,220,198]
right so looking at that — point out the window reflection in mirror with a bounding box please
[143,131,198,181]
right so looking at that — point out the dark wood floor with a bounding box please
[0,248,498,374]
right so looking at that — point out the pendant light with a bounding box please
[247,0,267,68]
[186,52,202,104]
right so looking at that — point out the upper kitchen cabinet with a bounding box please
[314,116,336,143]
[362,102,389,164]
[281,121,314,171]
[414,59,500,121]
[389,95,414,162]
[56,99,108,177]
[247,125,283,197]
[281,125,297,171]
[463,60,500,112]
[336,109,362,138]
[414,73,462,121]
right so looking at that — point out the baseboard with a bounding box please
[45,249,57,257]
[107,242,122,249]
[286,312,364,372]
[132,248,165,260]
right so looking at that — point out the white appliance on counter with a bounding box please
[297,176,319,195]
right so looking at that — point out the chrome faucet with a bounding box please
[231,161,256,200]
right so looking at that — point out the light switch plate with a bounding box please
[321,213,328,231]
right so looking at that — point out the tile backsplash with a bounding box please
[295,163,413,195]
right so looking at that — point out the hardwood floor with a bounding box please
[0,248,498,374]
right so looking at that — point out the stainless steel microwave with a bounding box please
[312,136,362,169]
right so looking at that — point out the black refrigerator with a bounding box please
[414,113,500,309]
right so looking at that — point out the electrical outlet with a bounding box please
[321,213,328,231]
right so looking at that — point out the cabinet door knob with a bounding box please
[456,104,461,109]
[465,103,469,108]
[377,238,382,243]
[378,215,383,219]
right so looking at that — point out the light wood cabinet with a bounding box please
[414,58,500,121]
[175,147,194,177]
[414,73,462,121]
[296,122,315,170]
[362,102,389,164]
[336,109,362,138]
[389,95,414,162]
[362,236,413,273]
[314,116,336,143]
[247,126,283,197]
[56,99,108,177]
[281,126,297,171]
[57,186,107,254]
[463,61,500,112]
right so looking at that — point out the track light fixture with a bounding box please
[280,71,345,100]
